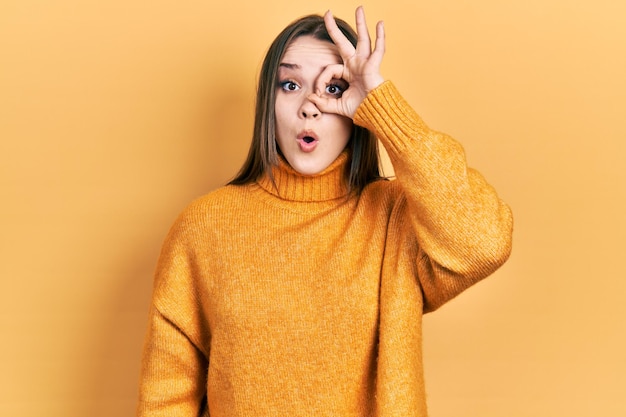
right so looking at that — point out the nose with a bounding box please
[299,96,320,119]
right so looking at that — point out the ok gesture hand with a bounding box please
[309,6,386,119]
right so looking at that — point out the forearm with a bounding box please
[355,81,513,296]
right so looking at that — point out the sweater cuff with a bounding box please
[353,80,429,156]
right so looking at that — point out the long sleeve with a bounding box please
[354,81,514,312]
[137,210,211,417]
[137,307,208,416]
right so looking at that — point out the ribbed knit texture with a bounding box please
[137,81,513,417]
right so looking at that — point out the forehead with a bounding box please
[280,36,342,67]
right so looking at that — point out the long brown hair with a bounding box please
[229,14,382,193]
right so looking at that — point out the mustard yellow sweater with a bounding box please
[137,81,513,416]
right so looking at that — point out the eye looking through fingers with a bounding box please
[324,79,349,98]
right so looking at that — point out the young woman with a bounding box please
[137,7,513,417]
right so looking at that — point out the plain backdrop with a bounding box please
[1,1,625,416]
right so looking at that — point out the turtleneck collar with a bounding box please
[257,152,351,202]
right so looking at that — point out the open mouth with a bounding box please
[297,131,319,152]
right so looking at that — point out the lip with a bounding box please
[297,130,319,153]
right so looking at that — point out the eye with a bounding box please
[279,80,300,92]
[325,82,347,97]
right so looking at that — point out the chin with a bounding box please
[292,164,325,176]
[289,158,331,176]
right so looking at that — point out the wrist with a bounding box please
[365,75,385,93]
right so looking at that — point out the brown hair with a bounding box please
[229,14,382,193]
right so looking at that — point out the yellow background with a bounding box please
[1,0,625,416]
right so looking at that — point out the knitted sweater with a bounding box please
[137,81,514,417]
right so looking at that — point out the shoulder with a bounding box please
[184,184,250,215]
[361,177,404,201]
[357,177,407,215]
[168,184,252,238]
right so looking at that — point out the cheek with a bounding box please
[336,117,354,146]
[274,97,292,133]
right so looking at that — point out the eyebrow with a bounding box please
[279,62,300,70]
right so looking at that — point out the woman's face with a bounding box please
[274,36,353,175]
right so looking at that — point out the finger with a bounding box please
[370,20,386,65]
[307,93,342,116]
[354,6,372,57]
[323,10,356,59]
[314,63,347,96]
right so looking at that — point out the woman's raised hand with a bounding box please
[308,6,385,119]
